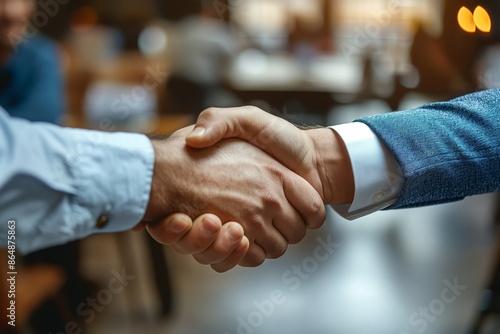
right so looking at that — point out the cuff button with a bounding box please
[372,191,385,203]
[96,215,110,229]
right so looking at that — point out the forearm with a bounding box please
[0,111,154,253]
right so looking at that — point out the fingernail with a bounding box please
[187,127,206,138]
[226,225,242,241]
[237,237,249,251]
[171,218,189,233]
[202,217,219,234]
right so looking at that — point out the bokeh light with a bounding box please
[473,6,491,33]
[138,26,168,56]
[457,6,476,33]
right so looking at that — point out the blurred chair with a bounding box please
[0,249,65,334]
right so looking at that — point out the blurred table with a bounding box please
[228,53,363,93]
[226,52,365,116]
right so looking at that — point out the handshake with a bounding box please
[139,106,355,272]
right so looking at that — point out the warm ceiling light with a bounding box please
[458,6,476,33]
[474,6,492,33]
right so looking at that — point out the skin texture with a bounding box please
[162,106,355,272]
[143,125,326,268]
[145,213,250,273]
[184,107,354,205]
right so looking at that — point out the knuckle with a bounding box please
[244,105,261,113]
[305,198,326,229]
[244,213,267,233]
[311,197,325,217]
[289,227,307,245]
[201,107,218,119]
[261,192,282,211]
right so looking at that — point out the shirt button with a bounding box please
[96,215,110,229]
[372,191,385,203]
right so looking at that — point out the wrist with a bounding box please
[307,128,354,205]
[144,138,174,222]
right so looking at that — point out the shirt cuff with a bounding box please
[70,131,154,237]
[329,122,404,220]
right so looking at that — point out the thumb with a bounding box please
[186,107,269,148]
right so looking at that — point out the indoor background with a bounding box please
[4,0,500,333]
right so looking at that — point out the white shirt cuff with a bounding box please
[329,122,404,220]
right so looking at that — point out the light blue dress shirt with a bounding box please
[0,109,154,254]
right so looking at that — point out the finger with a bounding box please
[171,214,222,255]
[247,216,289,260]
[193,222,245,265]
[146,214,193,245]
[186,107,249,148]
[238,241,266,267]
[261,231,288,259]
[272,208,307,246]
[186,106,282,148]
[170,125,196,139]
[132,221,147,232]
[283,172,326,230]
[211,236,250,273]
[186,107,312,176]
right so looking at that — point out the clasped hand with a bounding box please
[141,106,354,272]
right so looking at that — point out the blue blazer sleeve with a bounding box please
[357,89,500,209]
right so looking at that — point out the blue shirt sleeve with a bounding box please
[0,109,154,253]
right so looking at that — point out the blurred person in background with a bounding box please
[166,0,239,116]
[0,0,64,122]
[409,21,471,98]
[0,1,92,333]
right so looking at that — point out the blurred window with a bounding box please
[231,0,443,54]
[231,0,322,51]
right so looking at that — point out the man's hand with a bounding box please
[142,126,326,267]
[135,213,249,272]
[185,106,355,205]
[146,214,250,272]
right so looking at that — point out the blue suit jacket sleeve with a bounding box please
[356,89,500,209]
